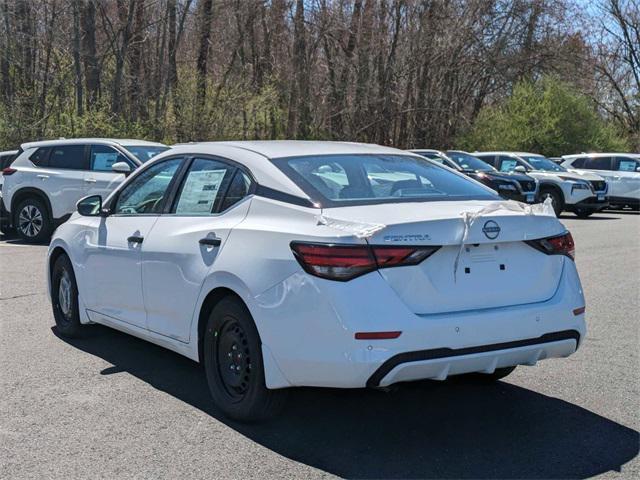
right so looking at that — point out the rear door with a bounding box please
[85,144,133,200]
[81,157,184,328]
[43,144,89,218]
[141,157,253,341]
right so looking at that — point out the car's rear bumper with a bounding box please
[368,330,579,387]
[256,259,586,389]
[607,196,640,208]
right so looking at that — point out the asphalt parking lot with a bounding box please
[1,211,638,479]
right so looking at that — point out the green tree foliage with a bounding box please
[461,77,630,156]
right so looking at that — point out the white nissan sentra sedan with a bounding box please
[47,141,586,421]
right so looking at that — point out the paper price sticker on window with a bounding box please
[175,169,227,214]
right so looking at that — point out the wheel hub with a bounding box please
[18,205,43,237]
[217,321,251,396]
[58,271,72,319]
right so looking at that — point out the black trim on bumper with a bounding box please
[366,329,581,388]
[566,196,609,212]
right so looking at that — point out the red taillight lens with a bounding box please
[525,231,575,260]
[1,167,17,176]
[290,242,440,281]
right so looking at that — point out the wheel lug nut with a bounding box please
[236,366,241,371]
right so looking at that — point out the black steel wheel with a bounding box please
[204,296,287,422]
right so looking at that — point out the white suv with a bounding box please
[561,153,640,210]
[1,138,168,242]
[474,152,609,217]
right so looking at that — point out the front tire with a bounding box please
[540,188,562,216]
[203,296,287,422]
[14,197,52,243]
[51,254,83,338]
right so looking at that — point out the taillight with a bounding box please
[1,167,17,176]
[290,242,440,281]
[525,231,575,260]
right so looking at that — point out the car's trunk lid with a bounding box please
[322,200,565,314]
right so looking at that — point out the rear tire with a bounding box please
[51,254,83,338]
[574,208,593,218]
[14,197,52,243]
[540,188,562,216]
[203,296,287,422]
[465,366,517,382]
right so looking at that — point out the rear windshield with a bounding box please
[124,145,169,162]
[272,154,498,207]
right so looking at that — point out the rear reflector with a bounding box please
[525,231,575,260]
[355,331,402,340]
[290,242,440,281]
[1,167,17,176]
[573,306,586,316]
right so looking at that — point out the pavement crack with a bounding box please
[0,292,45,301]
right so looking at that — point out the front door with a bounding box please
[81,157,184,328]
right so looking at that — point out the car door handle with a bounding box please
[127,235,144,244]
[37,174,49,179]
[85,178,97,183]
[199,237,221,247]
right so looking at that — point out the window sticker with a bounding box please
[500,159,518,172]
[176,169,227,214]
[92,152,118,171]
[618,160,637,172]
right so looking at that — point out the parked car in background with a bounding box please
[411,149,539,203]
[1,138,168,242]
[47,141,586,421]
[0,149,18,232]
[561,153,640,211]
[474,151,608,218]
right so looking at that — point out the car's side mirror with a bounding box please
[636,166,640,172]
[514,165,527,173]
[112,161,132,175]
[77,195,106,217]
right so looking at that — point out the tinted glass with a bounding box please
[49,145,87,170]
[90,145,131,172]
[124,146,169,162]
[174,158,232,214]
[273,154,497,206]
[30,147,50,167]
[115,158,182,214]
[520,155,565,172]
[474,154,496,166]
[0,153,16,169]
[219,170,251,211]
[584,157,612,170]
[446,151,494,171]
[615,157,638,171]
[570,157,586,168]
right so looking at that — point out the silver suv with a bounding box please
[1,138,168,242]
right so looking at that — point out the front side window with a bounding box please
[497,157,520,172]
[49,145,87,170]
[173,158,233,215]
[90,145,131,172]
[615,157,639,172]
[272,154,497,207]
[114,158,182,214]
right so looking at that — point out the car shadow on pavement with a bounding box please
[54,325,639,480]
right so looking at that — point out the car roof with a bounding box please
[20,138,166,149]
[409,149,443,154]
[475,151,543,157]
[155,141,421,202]
[0,150,18,155]
[563,152,640,158]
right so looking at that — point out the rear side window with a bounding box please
[0,153,16,169]
[272,154,497,207]
[219,171,251,211]
[49,145,87,170]
[584,157,612,170]
[30,147,51,167]
[90,145,130,172]
[569,157,586,168]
